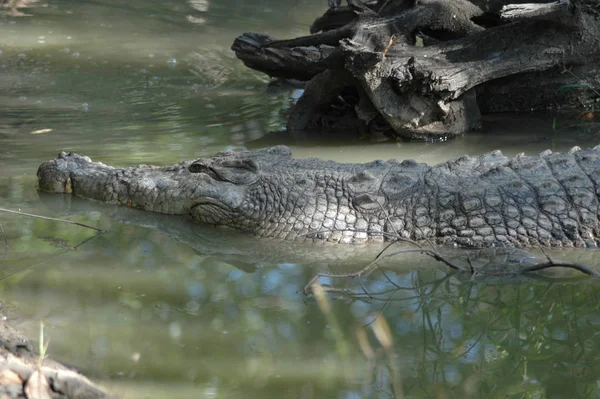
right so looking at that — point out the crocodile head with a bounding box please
[186,147,289,228]
[37,146,296,234]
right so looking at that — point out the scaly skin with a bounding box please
[37,145,600,247]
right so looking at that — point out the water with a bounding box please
[1,1,600,398]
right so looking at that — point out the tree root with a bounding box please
[232,0,600,139]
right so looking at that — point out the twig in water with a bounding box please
[302,260,381,297]
[377,266,402,290]
[465,251,478,280]
[522,261,599,276]
[0,230,102,284]
[303,207,599,300]
[380,235,465,272]
[0,207,103,232]
[523,248,600,277]
[363,289,398,328]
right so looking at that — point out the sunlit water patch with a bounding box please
[2,0,600,398]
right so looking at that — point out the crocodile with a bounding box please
[37,145,600,247]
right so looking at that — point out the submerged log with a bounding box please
[232,0,600,140]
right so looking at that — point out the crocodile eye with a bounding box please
[189,159,260,185]
[189,162,207,174]
[189,163,225,181]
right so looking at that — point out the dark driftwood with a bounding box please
[231,33,337,81]
[501,0,570,20]
[232,0,600,140]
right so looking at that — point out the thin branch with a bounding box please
[303,205,599,300]
[357,274,371,298]
[452,314,499,360]
[0,230,103,284]
[531,247,600,277]
[374,239,402,261]
[387,235,465,271]
[0,208,103,232]
[522,261,600,277]
[377,267,403,290]
[363,289,399,327]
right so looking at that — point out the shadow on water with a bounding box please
[36,192,391,272]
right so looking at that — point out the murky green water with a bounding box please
[1,1,600,398]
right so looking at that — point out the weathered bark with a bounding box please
[501,0,570,20]
[233,0,488,79]
[231,32,338,80]
[232,0,600,140]
[342,8,599,138]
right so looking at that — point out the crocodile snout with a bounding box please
[37,152,94,193]
[37,159,71,193]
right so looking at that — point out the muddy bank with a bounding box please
[0,322,110,399]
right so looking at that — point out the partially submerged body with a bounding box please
[37,145,600,247]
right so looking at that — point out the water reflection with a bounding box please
[2,0,600,397]
[188,0,209,13]
[0,0,317,176]
[1,177,599,397]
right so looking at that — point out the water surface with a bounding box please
[1,1,600,398]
